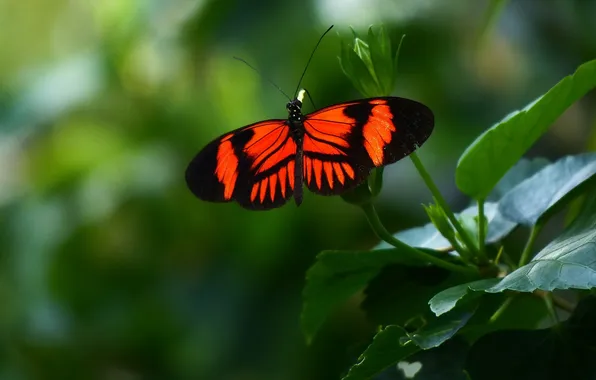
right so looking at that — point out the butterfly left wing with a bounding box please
[301,97,434,195]
[185,120,298,210]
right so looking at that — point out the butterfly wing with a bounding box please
[185,120,298,210]
[302,97,434,195]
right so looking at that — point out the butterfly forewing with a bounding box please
[185,120,297,210]
[301,97,434,195]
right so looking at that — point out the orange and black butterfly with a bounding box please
[185,89,434,210]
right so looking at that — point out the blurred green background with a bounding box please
[1,0,595,379]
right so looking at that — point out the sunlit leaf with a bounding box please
[367,25,394,95]
[498,153,596,226]
[487,158,550,202]
[488,194,596,292]
[429,279,500,316]
[375,203,517,252]
[401,301,477,349]
[456,59,596,199]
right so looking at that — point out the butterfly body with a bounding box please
[186,92,434,210]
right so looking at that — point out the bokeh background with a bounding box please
[1,0,595,379]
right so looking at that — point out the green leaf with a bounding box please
[342,326,419,380]
[353,37,376,82]
[339,37,381,97]
[401,301,478,349]
[429,279,501,316]
[362,265,456,327]
[375,202,517,252]
[488,193,596,293]
[498,153,596,226]
[456,213,479,251]
[456,59,596,199]
[465,296,596,380]
[423,202,456,245]
[339,25,403,98]
[301,249,425,343]
[461,293,547,343]
[487,158,550,202]
[367,25,394,95]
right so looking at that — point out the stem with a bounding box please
[477,199,487,260]
[551,295,575,314]
[361,202,479,276]
[409,152,479,260]
[449,237,469,262]
[534,291,575,313]
[489,295,515,323]
[518,224,543,267]
[543,293,560,325]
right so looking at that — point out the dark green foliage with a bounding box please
[302,28,596,380]
[465,296,596,380]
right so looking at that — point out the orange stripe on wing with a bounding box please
[288,160,295,189]
[342,162,355,180]
[279,166,287,197]
[254,135,296,174]
[333,162,345,185]
[303,134,348,156]
[323,161,334,188]
[269,174,277,202]
[303,119,351,148]
[305,156,312,185]
[250,182,259,202]
[362,101,395,166]
[260,177,268,203]
[312,159,323,189]
[215,140,239,200]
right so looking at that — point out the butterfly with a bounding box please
[185,88,434,210]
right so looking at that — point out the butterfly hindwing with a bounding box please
[185,120,297,210]
[301,97,434,195]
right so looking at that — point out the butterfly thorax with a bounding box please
[286,98,305,139]
[285,97,305,205]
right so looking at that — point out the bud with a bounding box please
[339,25,405,206]
[338,25,404,97]
[424,202,457,244]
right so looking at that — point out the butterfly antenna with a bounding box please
[233,56,292,101]
[293,25,334,98]
[303,88,318,109]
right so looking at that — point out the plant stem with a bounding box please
[489,295,515,323]
[518,223,543,267]
[534,291,575,313]
[543,293,560,325]
[409,152,479,260]
[477,198,487,260]
[361,202,478,276]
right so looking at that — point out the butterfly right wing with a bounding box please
[301,97,434,195]
[185,120,298,210]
